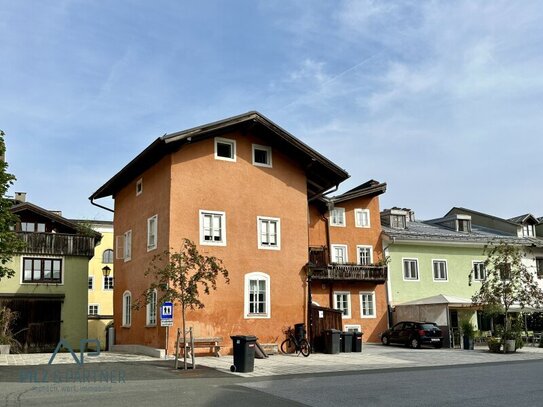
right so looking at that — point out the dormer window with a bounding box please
[522,224,535,237]
[457,219,471,232]
[391,214,406,229]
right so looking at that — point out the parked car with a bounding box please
[381,321,443,349]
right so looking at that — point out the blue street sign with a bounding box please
[161,302,173,320]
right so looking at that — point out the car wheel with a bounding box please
[381,335,390,346]
[410,337,421,349]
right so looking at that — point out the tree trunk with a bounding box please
[182,303,187,370]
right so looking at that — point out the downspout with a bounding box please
[90,197,114,213]
[383,236,395,328]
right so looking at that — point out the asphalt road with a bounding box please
[1,359,542,406]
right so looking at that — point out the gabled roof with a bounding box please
[329,180,387,204]
[90,111,350,201]
[443,207,520,227]
[11,201,81,232]
[508,213,539,225]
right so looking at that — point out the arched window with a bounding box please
[122,291,132,327]
[102,249,114,264]
[244,272,270,319]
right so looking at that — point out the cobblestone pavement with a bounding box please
[2,343,543,379]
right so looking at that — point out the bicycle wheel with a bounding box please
[299,339,311,357]
[281,338,294,354]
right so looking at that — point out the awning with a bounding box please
[397,294,473,308]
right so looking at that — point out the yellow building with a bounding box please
[83,220,114,350]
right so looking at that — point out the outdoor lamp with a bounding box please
[102,265,112,277]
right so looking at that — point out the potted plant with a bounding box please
[460,317,475,350]
[487,337,502,353]
[0,306,20,354]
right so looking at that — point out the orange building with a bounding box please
[90,112,388,355]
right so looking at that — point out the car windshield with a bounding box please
[420,324,437,330]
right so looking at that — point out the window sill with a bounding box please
[245,313,270,319]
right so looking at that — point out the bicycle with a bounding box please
[280,326,311,357]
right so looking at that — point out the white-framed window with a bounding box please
[473,261,486,281]
[391,214,406,229]
[147,215,158,251]
[136,178,143,196]
[252,144,272,167]
[88,276,94,290]
[103,276,114,290]
[360,291,376,318]
[257,216,280,250]
[122,291,132,327]
[403,258,419,281]
[102,249,114,264]
[146,289,157,326]
[355,209,370,228]
[199,210,226,246]
[124,230,132,261]
[344,324,362,333]
[536,258,543,279]
[88,304,99,316]
[356,245,373,265]
[333,291,351,318]
[523,224,535,237]
[214,137,236,161]
[432,260,448,281]
[244,272,270,319]
[331,244,348,264]
[330,208,346,227]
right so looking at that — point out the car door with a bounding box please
[399,322,414,344]
[389,322,405,343]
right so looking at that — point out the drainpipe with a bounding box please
[90,197,114,213]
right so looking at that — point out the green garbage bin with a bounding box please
[340,332,353,352]
[324,329,341,354]
[230,335,257,373]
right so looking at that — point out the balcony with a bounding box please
[308,247,387,283]
[17,232,97,257]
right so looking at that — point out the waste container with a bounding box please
[340,332,353,352]
[324,329,341,354]
[294,323,306,341]
[352,331,363,352]
[230,335,257,373]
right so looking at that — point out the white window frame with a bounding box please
[330,207,346,227]
[354,209,371,228]
[88,304,99,316]
[116,235,124,260]
[333,291,351,319]
[356,245,373,265]
[88,276,94,290]
[103,276,114,290]
[252,144,272,168]
[199,210,226,246]
[146,289,158,326]
[214,137,236,162]
[331,244,348,264]
[432,259,448,282]
[360,291,376,318]
[124,230,132,262]
[244,272,271,319]
[136,178,143,196]
[344,324,362,333]
[257,216,281,250]
[473,261,486,281]
[102,249,114,264]
[147,215,158,251]
[403,258,419,281]
[122,291,132,327]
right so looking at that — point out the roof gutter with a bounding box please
[90,197,114,213]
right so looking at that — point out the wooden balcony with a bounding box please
[308,247,387,283]
[17,232,97,257]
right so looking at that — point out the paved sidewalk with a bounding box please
[2,344,543,378]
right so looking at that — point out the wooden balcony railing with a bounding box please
[17,232,97,257]
[308,247,387,283]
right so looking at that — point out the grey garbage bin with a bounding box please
[352,332,363,352]
[340,332,353,352]
[230,335,257,373]
[324,329,341,354]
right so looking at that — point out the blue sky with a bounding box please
[1,1,542,222]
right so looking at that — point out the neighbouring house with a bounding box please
[307,180,389,344]
[0,193,101,352]
[73,220,114,351]
[89,111,389,355]
[381,207,543,347]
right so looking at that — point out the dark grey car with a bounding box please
[381,321,443,349]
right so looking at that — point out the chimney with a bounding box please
[14,192,26,203]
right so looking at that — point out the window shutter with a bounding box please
[116,235,125,259]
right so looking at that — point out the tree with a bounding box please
[0,130,25,281]
[470,241,543,351]
[136,238,229,369]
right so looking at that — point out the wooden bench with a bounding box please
[178,337,222,358]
